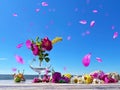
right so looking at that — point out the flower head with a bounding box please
[32,44,39,56]
[41,37,52,51]
[26,36,62,63]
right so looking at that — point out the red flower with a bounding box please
[32,44,39,56]
[41,37,52,51]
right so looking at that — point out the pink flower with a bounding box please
[32,77,41,83]
[32,44,39,56]
[41,37,52,51]
[26,40,32,49]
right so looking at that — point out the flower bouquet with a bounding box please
[26,36,62,79]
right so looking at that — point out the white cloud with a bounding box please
[0,58,8,60]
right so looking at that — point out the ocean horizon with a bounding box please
[0,74,38,80]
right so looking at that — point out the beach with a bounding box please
[0,80,120,90]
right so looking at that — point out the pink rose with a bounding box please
[32,44,39,56]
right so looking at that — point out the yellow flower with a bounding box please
[52,37,62,44]
[82,74,93,84]
[64,73,72,79]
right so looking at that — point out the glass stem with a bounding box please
[39,61,42,67]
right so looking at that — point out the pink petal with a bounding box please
[12,68,17,72]
[79,20,87,24]
[74,8,78,12]
[90,20,95,27]
[67,36,71,40]
[82,53,91,67]
[111,25,115,30]
[50,20,54,24]
[86,30,90,35]
[52,8,56,12]
[113,32,118,39]
[81,32,86,36]
[26,40,32,49]
[48,8,52,12]
[45,25,49,29]
[67,22,72,26]
[92,10,98,13]
[41,2,48,6]
[16,43,24,48]
[35,8,40,12]
[86,0,90,4]
[13,13,18,17]
[96,57,102,62]
[63,67,67,71]
[15,55,24,64]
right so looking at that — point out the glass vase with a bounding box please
[29,58,51,80]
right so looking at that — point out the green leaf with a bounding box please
[45,57,50,62]
[44,53,49,57]
[36,37,39,42]
[39,57,43,62]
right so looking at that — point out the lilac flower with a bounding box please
[52,72,61,83]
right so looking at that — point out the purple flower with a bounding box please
[52,72,61,83]
[32,77,41,83]
[59,76,70,83]
[32,44,39,56]
[41,37,52,51]
[42,74,50,82]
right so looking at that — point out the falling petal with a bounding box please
[111,25,115,30]
[113,32,118,39]
[82,53,91,67]
[26,40,32,49]
[12,68,17,72]
[86,30,90,35]
[43,11,46,15]
[45,25,49,29]
[90,20,95,27]
[48,8,52,12]
[74,8,78,12]
[81,32,86,36]
[63,67,67,71]
[42,2,48,6]
[50,20,54,24]
[52,8,56,12]
[105,12,109,17]
[79,20,87,24]
[16,43,24,48]
[67,36,71,40]
[86,0,90,4]
[15,55,24,64]
[67,22,72,26]
[30,22,34,26]
[13,13,18,17]
[96,57,102,62]
[35,8,40,12]
[92,10,98,13]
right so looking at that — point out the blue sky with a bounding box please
[0,0,120,75]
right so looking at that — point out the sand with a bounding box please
[0,80,120,90]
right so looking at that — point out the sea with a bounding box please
[0,74,38,80]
